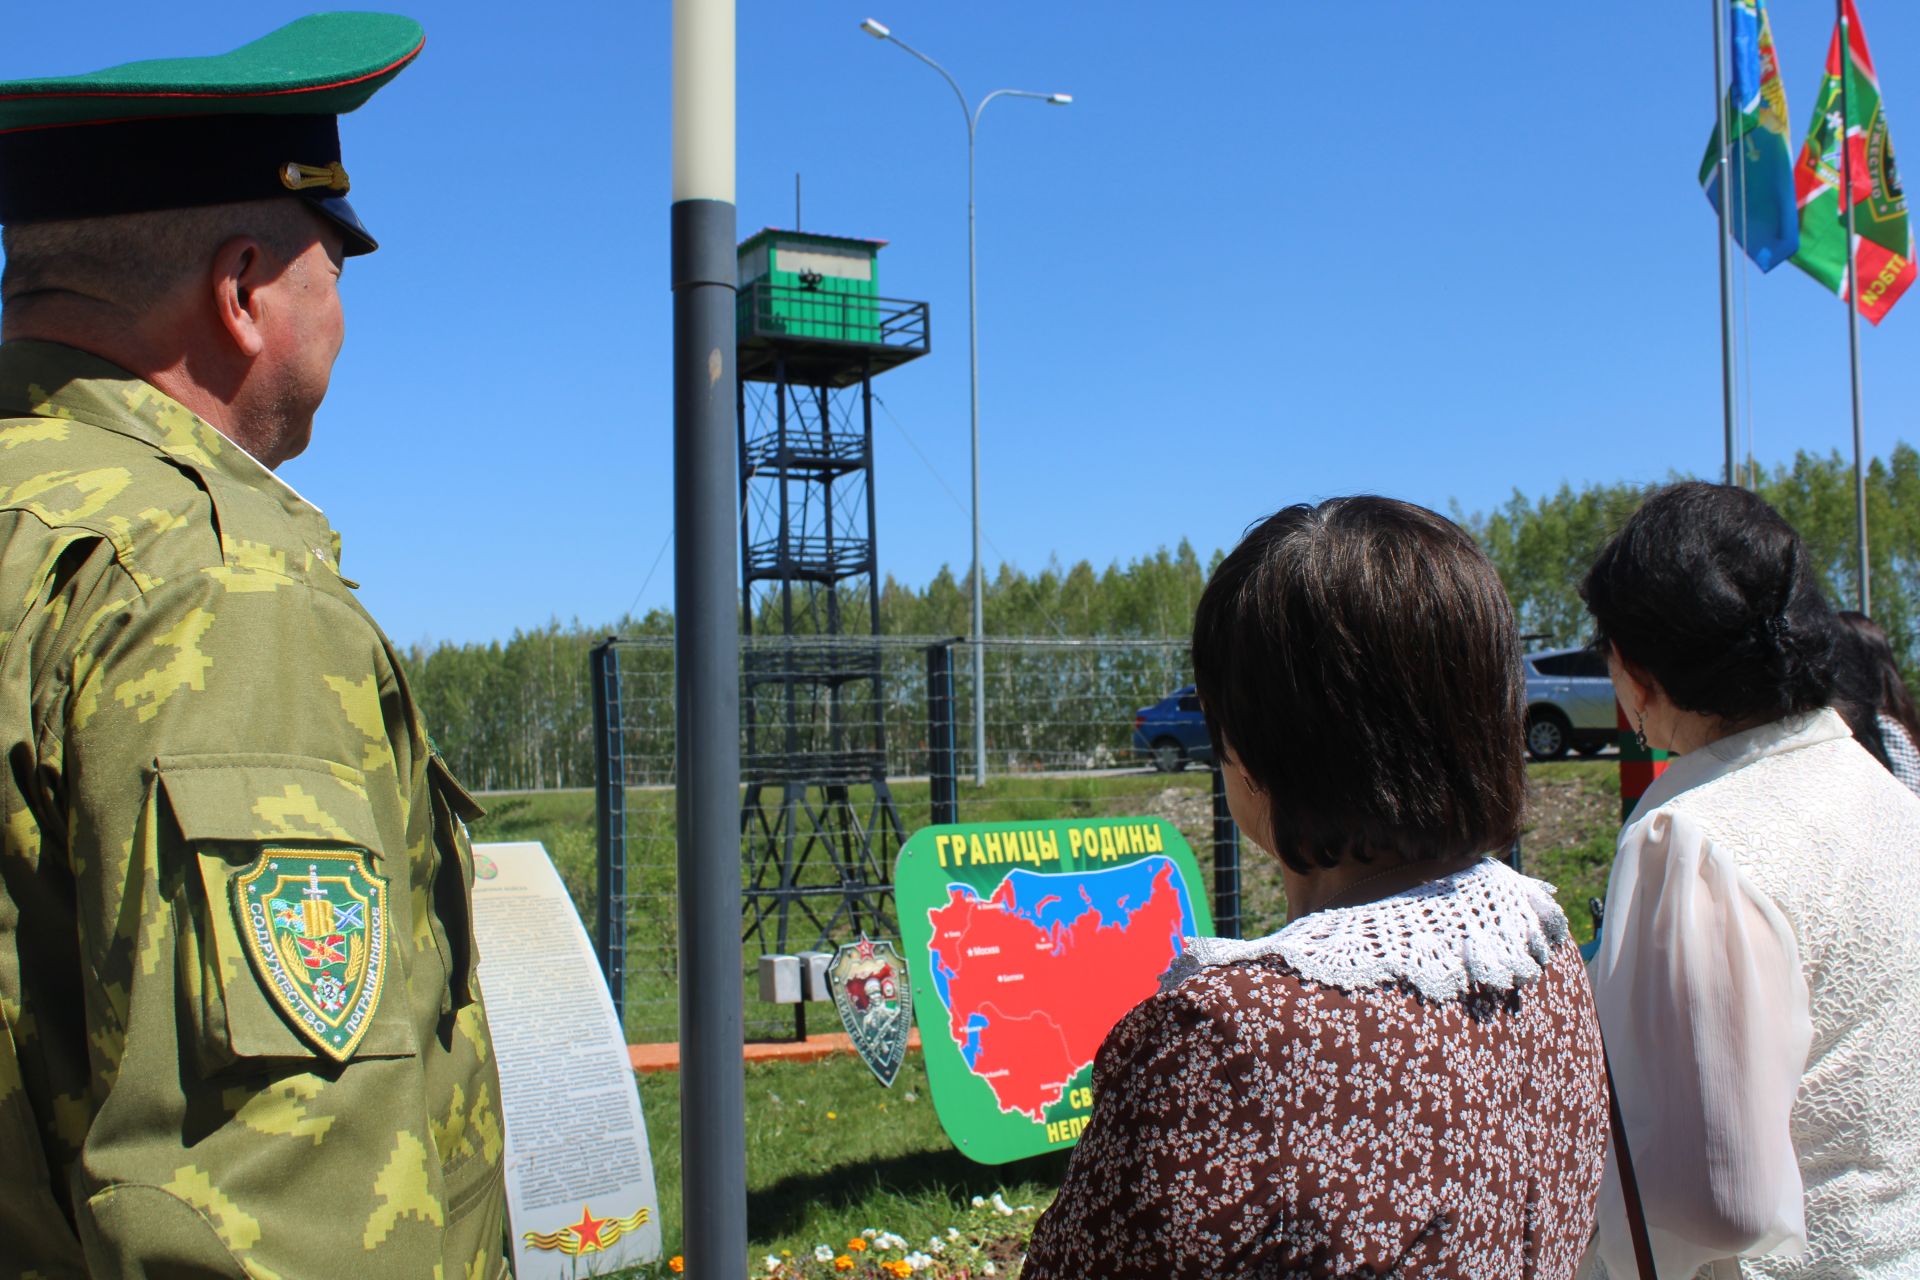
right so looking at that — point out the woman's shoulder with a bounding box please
[1640,717,1920,856]
[1164,859,1570,1006]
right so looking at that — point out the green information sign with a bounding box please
[896,816,1213,1165]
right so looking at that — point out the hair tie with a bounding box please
[1764,613,1791,646]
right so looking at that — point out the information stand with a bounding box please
[472,841,661,1276]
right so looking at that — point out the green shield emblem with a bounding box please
[233,849,389,1062]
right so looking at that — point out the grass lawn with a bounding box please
[466,759,1624,1277]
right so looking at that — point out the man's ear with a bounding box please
[209,235,270,358]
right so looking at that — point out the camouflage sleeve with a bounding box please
[46,559,502,1279]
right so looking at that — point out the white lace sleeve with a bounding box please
[1589,806,1814,1278]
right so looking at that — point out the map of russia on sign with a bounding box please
[896,817,1213,1165]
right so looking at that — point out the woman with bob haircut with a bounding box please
[1024,496,1609,1280]
[1582,482,1920,1278]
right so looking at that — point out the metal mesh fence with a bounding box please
[589,636,1265,1045]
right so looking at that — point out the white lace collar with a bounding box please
[1164,859,1570,1003]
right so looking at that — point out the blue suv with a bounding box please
[1132,685,1214,772]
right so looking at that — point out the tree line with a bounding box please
[402,450,1917,790]
[1461,444,1920,669]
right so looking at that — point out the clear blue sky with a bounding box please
[4,1,1918,648]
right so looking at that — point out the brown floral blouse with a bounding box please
[1023,862,1609,1279]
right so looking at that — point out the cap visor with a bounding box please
[307,193,377,256]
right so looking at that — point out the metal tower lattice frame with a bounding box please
[736,272,928,955]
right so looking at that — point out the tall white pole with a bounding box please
[966,117,988,785]
[1839,0,1871,612]
[1712,0,1739,485]
[671,0,746,1269]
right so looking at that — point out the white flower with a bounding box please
[927,1237,945,1254]
[970,1195,986,1208]
[814,1244,835,1263]
[765,1257,782,1274]
[990,1191,1014,1216]
[945,1227,960,1240]
[861,1229,877,1240]
[983,1264,997,1276]
[905,1252,933,1271]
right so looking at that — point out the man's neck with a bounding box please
[5,305,247,454]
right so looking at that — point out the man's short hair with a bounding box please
[1191,496,1527,874]
[1,198,318,312]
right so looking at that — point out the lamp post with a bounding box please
[861,17,1069,786]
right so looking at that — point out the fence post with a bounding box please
[1210,764,1241,939]
[589,637,627,1026]
[926,640,959,825]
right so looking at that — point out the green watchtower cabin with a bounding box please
[736,229,929,386]
[735,227,930,990]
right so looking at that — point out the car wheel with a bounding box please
[1151,737,1187,773]
[1526,710,1571,761]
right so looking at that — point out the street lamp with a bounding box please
[860,17,1070,786]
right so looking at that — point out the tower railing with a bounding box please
[737,281,930,352]
[742,535,873,582]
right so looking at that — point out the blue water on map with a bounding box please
[960,1013,989,1066]
[930,951,956,1006]
[1000,856,1197,937]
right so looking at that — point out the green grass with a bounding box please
[467,761,1623,1277]
[1514,760,1621,944]
[624,1050,1065,1273]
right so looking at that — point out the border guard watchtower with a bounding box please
[735,229,929,956]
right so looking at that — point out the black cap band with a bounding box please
[0,112,373,251]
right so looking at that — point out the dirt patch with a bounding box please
[1521,767,1614,855]
[1142,782,1212,847]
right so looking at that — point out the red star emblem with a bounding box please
[855,934,875,960]
[570,1205,611,1251]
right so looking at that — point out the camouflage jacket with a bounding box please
[0,341,507,1279]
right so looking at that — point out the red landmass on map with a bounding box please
[927,863,1186,1120]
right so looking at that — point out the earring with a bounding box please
[1633,710,1649,753]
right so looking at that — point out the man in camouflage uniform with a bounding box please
[0,15,508,1277]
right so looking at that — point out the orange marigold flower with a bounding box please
[668,1258,685,1274]
[846,1239,868,1252]
[834,1258,855,1272]
[883,1262,913,1278]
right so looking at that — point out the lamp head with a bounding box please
[1049,93,1073,105]
[860,18,891,39]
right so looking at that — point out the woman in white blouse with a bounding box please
[1582,482,1920,1279]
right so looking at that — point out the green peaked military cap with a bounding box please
[0,12,424,255]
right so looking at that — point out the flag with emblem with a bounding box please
[297,934,347,967]
[1701,0,1799,270]
[1791,0,1914,323]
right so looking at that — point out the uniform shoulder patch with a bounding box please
[232,849,389,1062]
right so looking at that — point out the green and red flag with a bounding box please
[1790,0,1914,324]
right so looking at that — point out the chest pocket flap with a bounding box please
[160,753,416,1069]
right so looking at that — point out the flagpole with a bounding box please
[1839,0,1871,612]
[1713,0,1739,486]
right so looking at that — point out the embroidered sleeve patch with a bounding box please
[232,849,389,1062]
